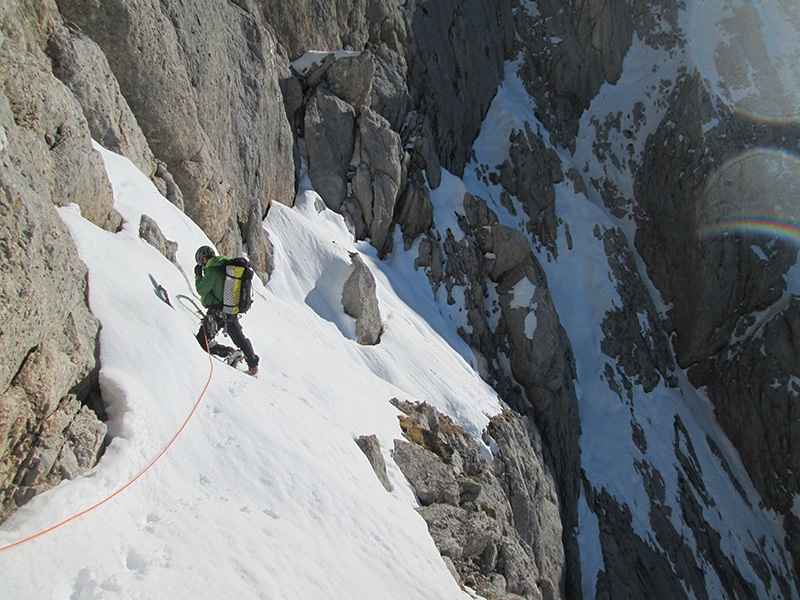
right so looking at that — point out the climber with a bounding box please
[194,245,260,377]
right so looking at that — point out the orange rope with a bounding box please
[0,338,215,553]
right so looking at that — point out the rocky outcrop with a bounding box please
[595,225,677,400]
[341,252,383,346]
[139,214,178,264]
[501,123,564,254]
[352,107,404,256]
[584,413,795,599]
[0,0,114,521]
[403,186,583,597]
[295,51,416,257]
[45,22,153,176]
[697,298,800,575]
[515,0,635,148]
[284,0,514,257]
[391,399,565,600]
[634,73,793,367]
[402,0,514,175]
[634,71,800,573]
[56,0,294,280]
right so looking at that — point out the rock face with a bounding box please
[391,399,564,600]
[634,70,800,574]
[285,0,514,258]
[45,21,154,180]
[596,226,677,399]
[0,0,111,521]
[403,0,514,175]
[413,190,583,598]
[55,0,295,280]
[515,0,635,148]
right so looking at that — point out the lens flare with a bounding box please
[697,149,800,243]
[687,0,800,124]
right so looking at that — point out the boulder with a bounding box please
[393,439,459,506]
[355,434,392,492]
[341,253,383,345]
[326,52,374,110]
[139,214,178,263]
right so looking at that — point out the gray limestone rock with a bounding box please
[58,0,225,238]
[153,159,184,210]
[505,123,562,254]
[634,71,800,572]
[0,2,108,522]
[58,0,295,269]
[341,252,383,345]
[139,214,178,263]
[391,399,565,599]
[403,0,513,175]
[514,0,634,148]
[46,21,155,178]
[370,44,411,131]
[355,434,392,492]
[699,298,800,571]
[305,87,356,211]
[0,16,120,232]
[487,412,565,595]
[326,52,374,111]
[12,394,106,508]
[393,439,459,506]
[395,164,433,248]
[354,107,403,256]
[596,225,677,400]
[401,111,442,190]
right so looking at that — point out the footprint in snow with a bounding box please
[143,512,160,533]
[228,379,247,397]
[70,568,98,600]
[125,549,148,575]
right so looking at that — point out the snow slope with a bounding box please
[0,145,501,599]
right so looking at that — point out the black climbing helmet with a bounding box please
[195,245,215,264]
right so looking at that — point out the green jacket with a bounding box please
[195,255,231,309]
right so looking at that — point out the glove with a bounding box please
[194,264,203,278]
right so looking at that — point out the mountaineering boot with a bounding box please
[226,349,244,366]
[246,365,259,378]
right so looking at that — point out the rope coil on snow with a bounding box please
[0,333,215,553]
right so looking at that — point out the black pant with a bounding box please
[196,311,259,369]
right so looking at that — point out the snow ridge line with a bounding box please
[0,340,216,553]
